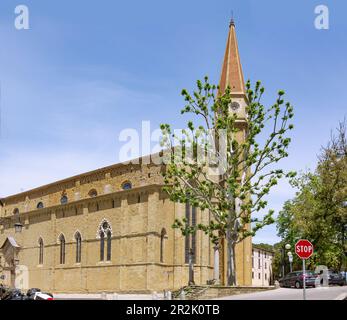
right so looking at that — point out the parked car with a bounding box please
[279,271,317,289]
[326,270,346,286]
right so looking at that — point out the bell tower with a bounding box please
[218,19,252,286]
[218,18,248,121]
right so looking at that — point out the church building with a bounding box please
[0,21,252,293]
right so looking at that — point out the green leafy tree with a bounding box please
[160,77,295,285]
[277,120,347,270]
[253,243,274,252]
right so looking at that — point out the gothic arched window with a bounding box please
[100,232,105,261]
[75,232,82,263]
[38,238,44,265]
[99,221,112,261]
[59,234,66,264]
[13,208,19,215]
[106,231,112,261]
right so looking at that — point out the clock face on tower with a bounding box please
[230,101,240,112]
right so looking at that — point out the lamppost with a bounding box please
[14,208,23,233]
[13,258,20,267]
[281,243,291,277]
[287,251,293,273]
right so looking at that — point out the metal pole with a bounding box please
[281,249,285,277]
[302,259,306,300]
[288,254,293,273]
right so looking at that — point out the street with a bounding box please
[215,286,347,300]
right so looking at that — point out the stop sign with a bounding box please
[295,239,314,259]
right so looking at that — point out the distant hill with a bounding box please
[253,243,274,252]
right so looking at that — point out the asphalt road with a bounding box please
[53,287,347,300]
[216,286,347,300]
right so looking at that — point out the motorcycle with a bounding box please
[26,288,53,300]
[0,285,53,300]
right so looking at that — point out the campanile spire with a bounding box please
[218,20,252,286]
[218,19,246,97]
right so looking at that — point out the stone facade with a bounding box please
[0,161,216,293]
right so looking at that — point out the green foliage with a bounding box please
[276,120,347,271]
[253,243,274,252]
[160,76,295,251]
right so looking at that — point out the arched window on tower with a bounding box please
[38,238,44,265]
[160,228,167,263]
[99,221,112,262]
[75,232,82,263]
[59,234,66,264]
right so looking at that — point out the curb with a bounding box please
[334,292,347,300]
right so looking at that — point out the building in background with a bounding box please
[252,244,274,287]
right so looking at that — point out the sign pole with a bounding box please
[295,239,313,301]
[302,259,306,300]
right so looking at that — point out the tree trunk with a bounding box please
[226,235,237,286]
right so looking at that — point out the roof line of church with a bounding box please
[1,153,159,202]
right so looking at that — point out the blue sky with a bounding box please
[0,0,346,244]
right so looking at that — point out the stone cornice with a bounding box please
[0,184,166,224]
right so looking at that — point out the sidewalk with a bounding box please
[53,293,164,300]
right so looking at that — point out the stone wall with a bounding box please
[0,174,214,292]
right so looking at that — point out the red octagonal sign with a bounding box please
[295,239,314,259]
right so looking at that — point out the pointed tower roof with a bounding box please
[218,19,246,96]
